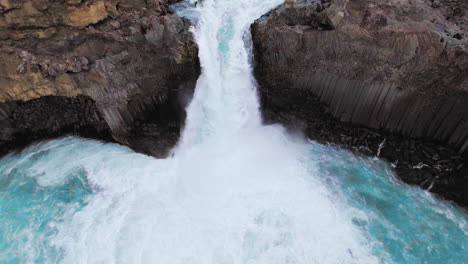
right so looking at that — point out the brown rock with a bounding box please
[66,0,82,5]
[0,0,199,158]
[62,0,108,27]
[118,0,147,11]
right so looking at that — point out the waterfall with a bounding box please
[1,0,467,263]
[176,0,275,149]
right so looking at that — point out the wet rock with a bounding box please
[253,0,467,207]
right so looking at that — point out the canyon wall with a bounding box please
[0,0,466,204]
[253,0,468,156]
[0,0,199,157]
[252,0,467,205]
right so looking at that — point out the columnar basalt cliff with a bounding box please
[0,0,199,157]
[253,0,467,205]
[0,0,467,206]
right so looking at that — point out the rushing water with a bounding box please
[1,0,467,263]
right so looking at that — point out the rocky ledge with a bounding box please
[0,0,199,157]
[252,0,467,206]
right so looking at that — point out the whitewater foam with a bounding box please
[50,0,381,262]
[1,0,467,263]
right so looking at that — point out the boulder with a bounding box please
[0,0,200,157]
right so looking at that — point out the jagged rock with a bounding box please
[0,0,200,157]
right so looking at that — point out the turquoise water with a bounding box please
[0,139,132,263]
[218,17,235,61]
[308,143,468,263]
[0,137,466,263]
[1,1,467,262]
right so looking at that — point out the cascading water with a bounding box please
[1,0,467,263]
[175,0,268,149]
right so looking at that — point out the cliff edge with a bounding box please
[0,0,199,157]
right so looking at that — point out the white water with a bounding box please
[176,0,267,149]
[3,0,467,263]
[50,0,380,263]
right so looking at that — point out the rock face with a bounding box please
[1,0,467,205]
[0,0,199,157]
[252,0,467,205]
[0,95,113,154]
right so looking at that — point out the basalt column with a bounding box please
[252,0,468,205]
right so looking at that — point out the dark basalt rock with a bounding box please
[0,95,113,156]
[253,0,468,206]
[260,88,468,206]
